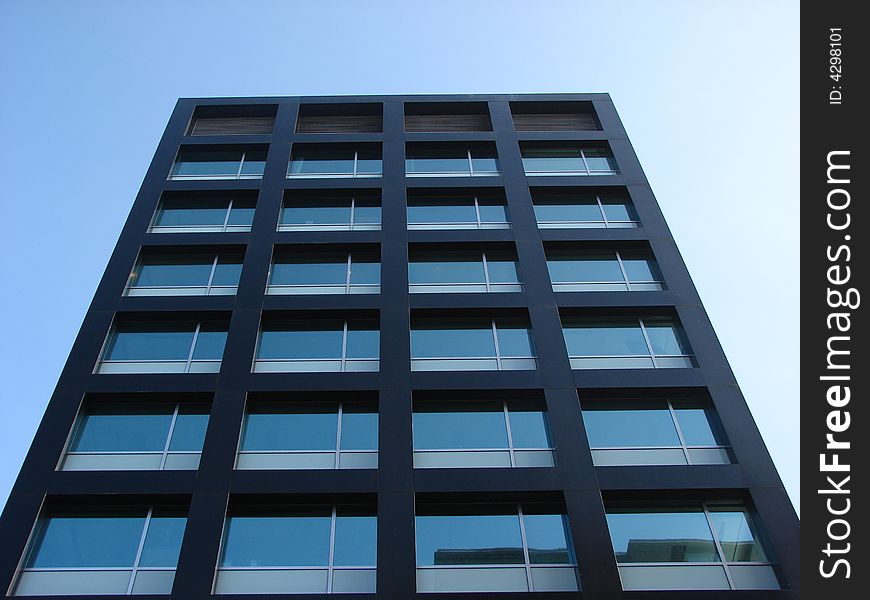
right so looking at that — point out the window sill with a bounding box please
[266,285,380,295]
[407,222,510,230]
[14,569,176,596]
[410,283,522,294]
[213,568,376,594]
[416,565,578,593]
[96,360,221,374]
[61,452,201,471]
[236,451,377,470]
[617,564,779,591]
[169,174,262,180]
[411,358,536,371]
[591,447,732,466]
[536,221,638,229]
[277,224,380,232]
[413,449,554,468]
[568,355,694,369]
[552,282,663,292]
[126,286,237,297]
[252,359,379,373]
[149,225,252,234]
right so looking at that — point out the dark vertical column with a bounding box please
[375,100,416,597]
[171,101,298,598]
[490,100,623,597]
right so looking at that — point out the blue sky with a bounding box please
[0,0,800,511]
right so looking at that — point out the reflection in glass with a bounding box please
[607,510,719,563]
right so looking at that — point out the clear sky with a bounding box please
[0,0,800,512]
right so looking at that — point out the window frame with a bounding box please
[406,148,500,177]
[583,399,731,466]
[410,318,536,372]
[236,400,378,470]
[407,195,510,230]
[149,197,255,234]
[253,320,380,373]
[287,149,382,179]
[126,254,242,297]
[415,503,577,593]
[547,250,663,292]
[607,503,778,591]
[409,250,521,294]
[412,400,554,468]
[278,196,381,232]
[15,507,185,596]
[533,193,638,229]
[214,505,377,594]
[61,402,208,472]
[267,251,380,295]
[96,321,227,374]
[521,146,618,176]
[562,317,694,369]
[169,149,265,181]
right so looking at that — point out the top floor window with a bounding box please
[14,505,187,596]
[510,101,599,131]
[406,143,499,177]
[407,191,509,230]
[170,146,267,180]
[521,143,617,176]
[187,105,277,136]
[532,191,638,229]
[288,144,381,178]
[606,502,778,591]
[296,103,383,134]
[404,102,492,132]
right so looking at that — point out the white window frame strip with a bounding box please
[549,251,661,292]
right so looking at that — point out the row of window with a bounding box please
[149,190,639,233]
[186,100,600,136]
[95,315,693,374]
[13,499,777,595]
[168,143,618,180]
[125,247,661,297]
[61,396,729,472]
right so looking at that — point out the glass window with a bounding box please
[288,146,381,177]
[707,507,768,563]
[496,324,535,357]
[171,148,265,179]
[583,401,679,448]
[674,405,726,447]
[152,198,255,232]
[167,407,209,451]
[221,510,333,567]
[70,404,174,453]
[340,405,379,450]
[280,197,381,231]
[406,146,499,175]
[271,254,349,286]
[533,193,637,228]
[414,402,508,450]
[100,321,227,369]
[547,253,625,284]
[607,509,720,563]
[191,324,229,360]
[410,254,486,284]
[508,405,553,449]
[583,148,617,172]
[563,319,648,357]
[258,324,344,360]
[254,319,379,372]
[411,320,496,358]
[241,402,338,452]
[407,195,509,229]
[644,318,691,356]
[128,254,242,294]
[416,512,524,565]
[18,507,187,596]
[522,147,585,173]
[408,201,477,225]
[333,510,377,566]
[415,504,577,592]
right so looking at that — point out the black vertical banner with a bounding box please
[803,2,868,598]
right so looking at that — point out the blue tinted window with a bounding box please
[282,203,351,226]
[408,202,476,224]
[138,516,186,567]
[211,260,243,286]
[674,407,723,446]
[406,149,469,174]
[192,328,227,360]
[486,260,519,283]
[227,203,255,226]
[644,320,689,355]
[547,255,623,283]
[350,261,380,285]
[173,150,242,177]
[606,510,718,563]
[340,411,378,450]
[471,155,499,174]
[289,149,355,175]
[168,410,209,451]
[221,513,331,567]
[27,515,145,568]
[411,324,495,358]
[414,405,508,450]
[71,406,172,452]
[155,201,228,227]
[621,255,659,282]
[534,198,603,223]
[601,199,636,222]
[105,329,194,361]
[708,508,767,562]
[333,515,377,566]
[135,258,213,287]
[562,320,648,356]
[257,328,343,359]
[522,147,584,172]
[477,202,508,223]
[346,328,380,359]
[415,514,523,565]
[354,203,381,224]
[409,257,486,284]
[582,402,680,447]
[509,409,551,448]
[241,404,338,451]
[523,514,572,564]
[271,260,347,285]
[239,150,266,176]
[583,148,616,171]
[496,326,534,357]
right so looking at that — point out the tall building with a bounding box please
[0,94,799,598]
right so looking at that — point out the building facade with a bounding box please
[0,94,799,599]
